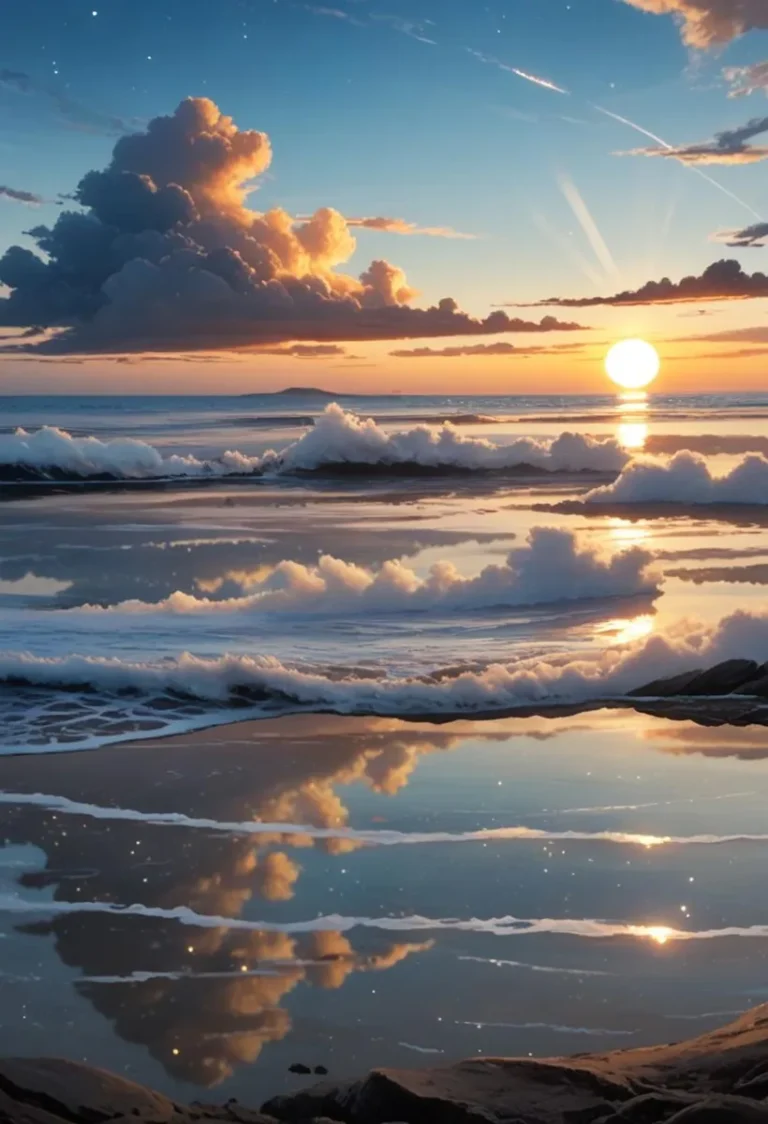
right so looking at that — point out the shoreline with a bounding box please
[5,1004,768,1123]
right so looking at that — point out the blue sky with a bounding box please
[2,0,768,391]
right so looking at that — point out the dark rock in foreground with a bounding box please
[629,659,768,700]
[10,1007,768,1123]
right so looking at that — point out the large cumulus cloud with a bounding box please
[0,97,581,354]
[524,260,768,307]
[620,1,768,48]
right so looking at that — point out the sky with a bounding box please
[1,0,768,394]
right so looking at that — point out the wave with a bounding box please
[66,529,659,616]
[584,451,768,506]
[0,426,261,482]
[0,406,629,483]
[1,605,768,752]
[258,405,630,474]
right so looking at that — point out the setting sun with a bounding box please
[605,340,661,391]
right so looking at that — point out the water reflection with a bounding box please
[607,518,651,550]
[617,423,648,452]
[4,712,768,1094]
[615,391,649,452]
[0,718,492,1086]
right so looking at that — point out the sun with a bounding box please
[605,339,660,391]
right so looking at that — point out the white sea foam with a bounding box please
[0,426,258,480]
[0,406,629,481]
[457,956,610,976]
[67,529,659,616]
[585,450,768,505]
[259,404,630,474]
[1,604,767,752]
[0,894,765,943]
[2,790,763,847]
[453,1020,636,1036]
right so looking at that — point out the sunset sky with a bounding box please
[2,0,768,393]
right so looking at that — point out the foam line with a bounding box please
[1,895,767,943]
[1,791,765,848]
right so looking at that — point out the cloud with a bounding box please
[725,61,768,98]
[389,342,585,358]
[583,450,768,505]
[618,0,768,48]
[712,221,768,248]
[524,259,768,307]
[0,68,133,136]
[0,185,44,206]
[621,115,768,165]
[68,528,660,616]
[0,97,582,354]
[344,216,476,239]
[259,344,347,357]
[371,13,437,45]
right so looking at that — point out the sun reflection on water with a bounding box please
[618,422,648,451]
[608,518,651,550]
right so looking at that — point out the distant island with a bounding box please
[239,386,347,400]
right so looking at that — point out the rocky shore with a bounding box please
[7,1006,768,1124]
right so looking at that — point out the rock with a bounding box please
[0,1057,177,1123]
[734,663,768,698]
[314,1067,329,1076]
[0,1058,276,1124]
[683,660,760,697]
[628,661,760,700]
[598,1091,700,1121]
[263,1005,768,1123]
[13,1006,768,1124]
[627,669,705,698]
[665,1096,768,1122]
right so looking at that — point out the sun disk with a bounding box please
[605,339,660,391]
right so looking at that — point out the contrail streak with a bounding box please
[593,105,762,221]
[558,173,618,277]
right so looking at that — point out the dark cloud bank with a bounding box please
[519,260,768,308]
[0,97,581,355]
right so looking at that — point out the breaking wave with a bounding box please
[2,606,768,753]
[67,528,659,616]
[0,426,260,482]
[0,405,628,483]
[259,404,630,474]
[584,451,768,506]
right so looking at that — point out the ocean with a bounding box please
[1,390,768,1102]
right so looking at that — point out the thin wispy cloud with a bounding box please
[594,105,762,220]
[371,13,436,45]
[0,184,43,205]
[725,61,768,98]
[0,68,134,136]
[346,216,476,239]
[712,221,768,248]
[621,115,768,166]
[390,341,586,358]
[293,214,476,238]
